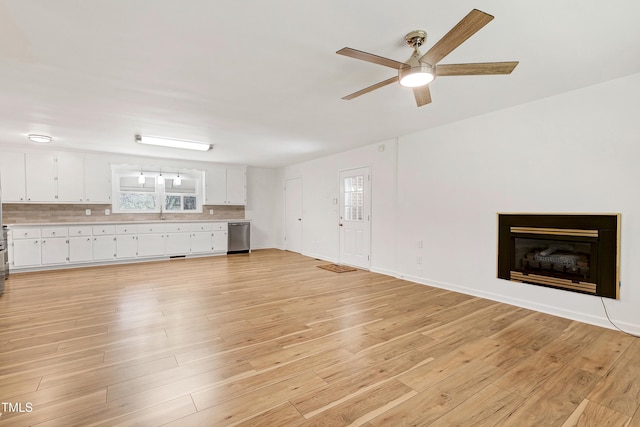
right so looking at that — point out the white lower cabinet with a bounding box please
[69,236,93,262]
[68,226,93,262]
[137,234,165,257]
[92,226,116,261]
[41,227,69,265]
[212,223,228,253]
[165,224,191,255]
[12,239,41,267]
[10,228,42,267]
[191,232,213,253]
[116,235,138,259]
[93,236,116,260]
[8,221,237,271]
[41,238,69,265]
[213,230,228,253]
[166,233,191,255]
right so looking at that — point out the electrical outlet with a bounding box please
[85,209,91,216]
[416,256,422,265]
[105,209,110,216]
[417,240,423,248]
[209,209,214,215]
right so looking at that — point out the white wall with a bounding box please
[245,167,277,249]
[397,72,640,333]
[277,139,398,275]
[273,72,640,333]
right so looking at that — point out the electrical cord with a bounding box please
[600,297,640,338]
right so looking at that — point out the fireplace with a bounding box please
[497,214,620,299]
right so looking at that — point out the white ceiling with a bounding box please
[1,1,639,168]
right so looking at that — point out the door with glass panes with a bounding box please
[339,167,371,269]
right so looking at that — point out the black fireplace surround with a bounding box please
[497,214,620,299]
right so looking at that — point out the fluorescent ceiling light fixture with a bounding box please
[28,134,52,143]
[135,135,212,151]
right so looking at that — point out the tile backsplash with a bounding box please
[2,203,244,224]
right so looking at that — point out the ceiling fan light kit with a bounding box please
[399,62,435,88]
[337,9,519,107]
[135,134,212,152]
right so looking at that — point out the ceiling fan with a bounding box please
[337,9,519,107]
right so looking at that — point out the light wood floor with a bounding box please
[0,249,639,426]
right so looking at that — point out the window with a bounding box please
[343,175,364,221]
[112,166,203,214]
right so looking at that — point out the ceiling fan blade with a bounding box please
[337,47,409,70]
[420,9,494,66]
[413,85,432,107]
[342,77,398,100]
[436,61,519,76]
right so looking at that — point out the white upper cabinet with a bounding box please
[205,166,227,205]
[205,165,246,205]
[0,151,26,201]
[0,149,112,204]
[56,152,85,202]
[25,152,57,202]
[83,155,111,203]
[226,166,247,205]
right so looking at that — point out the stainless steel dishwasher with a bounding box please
[228,222,250,254]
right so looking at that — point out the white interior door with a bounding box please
[339,167,371,269]
[285,177,303,253]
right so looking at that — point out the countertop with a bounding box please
[6,219,250,227]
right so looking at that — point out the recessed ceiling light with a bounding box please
[28,134,52,143]
[135,135,212,152]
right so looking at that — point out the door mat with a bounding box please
[317,264,357,273]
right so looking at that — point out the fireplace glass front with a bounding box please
[514,237,593,282]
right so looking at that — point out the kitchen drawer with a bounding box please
[189,223,213,232]
[115,224,137,235]
[136,224,165,234]
[69,226,93,236]
[164,223,190,233]
[42,227,68,238]
[11,228,41,239]
[213,223,228,231]
[93,225,115,235]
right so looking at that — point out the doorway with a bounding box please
[339,167,371,269]
[284,177,303,253]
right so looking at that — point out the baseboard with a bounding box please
[302,251,338,264]
[370,266,400,278]
[400,273,640,335]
